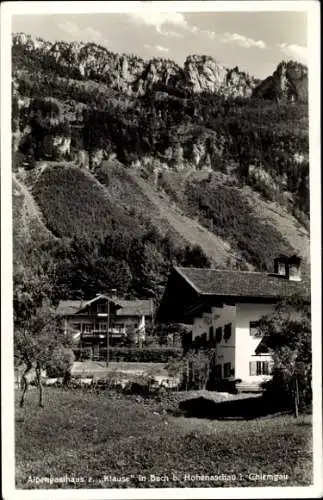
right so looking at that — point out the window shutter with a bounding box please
[224,362,231,378]
[249,321,260,336]
[224,323,232,341]
[215,327,222,343]
[249,361,257,376]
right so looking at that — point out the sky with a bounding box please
[12,9,308,79]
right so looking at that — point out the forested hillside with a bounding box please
[12,34,310,306]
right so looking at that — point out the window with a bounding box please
[99,323,107,331]
[249,360,271,376]
[224,362,232,378]
[72,323,81,331]
[289,264,300,280]
[84,324,93,333]
[215,327,222,343]
[277,262,286,275]
[249,321,260,337]
[224,323,232,341]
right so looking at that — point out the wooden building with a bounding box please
[56,294,154,360]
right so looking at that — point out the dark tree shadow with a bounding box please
[174,395,290,420]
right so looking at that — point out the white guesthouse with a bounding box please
[157,255,309,391]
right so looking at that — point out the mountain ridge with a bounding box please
[12,32,307,101]
[12,32,310,301]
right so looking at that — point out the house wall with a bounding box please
[212,305,236,375]
[191,302,276,384]
[192,304,236,377]
[235,302,274,384]
[65,314,149,341]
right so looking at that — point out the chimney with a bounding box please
[274,255,302,281]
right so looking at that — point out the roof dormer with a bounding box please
[274,254,302,281]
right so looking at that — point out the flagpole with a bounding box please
[106,298,110,367]
[106,289,117,367]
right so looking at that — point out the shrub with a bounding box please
[182,349,215,390]
[165,357,187,384]
[142,335,158,347]
[81,347,92,360]
[257,296,311,416]
[165,348,218,391]
[45,347,75,378]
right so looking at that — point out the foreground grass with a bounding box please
[15,389,312,489]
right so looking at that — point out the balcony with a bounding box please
[81,327,126,340]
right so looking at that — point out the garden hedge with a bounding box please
[73,346,183,363]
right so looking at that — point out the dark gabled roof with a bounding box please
[116,300,154,317]
[56,294,119,316]
[56,295,153,317]
[156,266,310,324]
[175,267,310,300]
[56,300,84,316]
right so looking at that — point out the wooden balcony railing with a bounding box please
[81,328,126,339]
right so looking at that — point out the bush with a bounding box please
[82,347,92,360]
[257,297,312,416]
[73,346,183,363]
[142,335,159,347]
[45,347,75,378]
[182,350,212,390]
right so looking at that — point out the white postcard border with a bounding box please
[1,2,321,499]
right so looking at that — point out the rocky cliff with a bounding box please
[12,33,308,101]
[253,60,308,103]
[183,55,256,97]
[12,33,258,98]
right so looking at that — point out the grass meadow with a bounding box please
[15,388,312,489]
